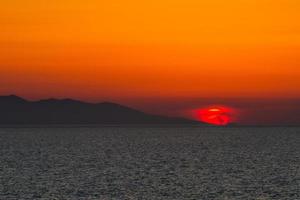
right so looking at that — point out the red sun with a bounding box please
[196,106,235,126]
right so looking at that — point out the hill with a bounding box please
[0,95,200,125]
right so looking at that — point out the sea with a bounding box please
[0,126,299,199]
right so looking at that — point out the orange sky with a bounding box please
[1,0,300,102]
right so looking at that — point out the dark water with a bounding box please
[0,127,299,200]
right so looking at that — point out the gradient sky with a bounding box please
[1,0,300,124]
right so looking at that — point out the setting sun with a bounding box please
[196,106,236,126]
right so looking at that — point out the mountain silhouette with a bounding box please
[0,95,200,125]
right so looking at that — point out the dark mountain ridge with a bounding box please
[0,95,200,125]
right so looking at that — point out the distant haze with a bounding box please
[1,95,300,126]
[121,97,300,126]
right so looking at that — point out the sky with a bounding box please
[1,0,300,124]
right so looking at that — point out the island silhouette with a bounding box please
[0,95,201,125]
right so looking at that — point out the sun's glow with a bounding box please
[208,108,221,112]
[196,106,236,126]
